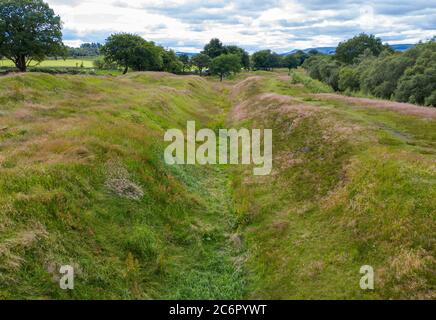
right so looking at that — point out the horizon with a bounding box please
[48,0,436,53]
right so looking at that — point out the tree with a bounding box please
[191,53,211,76]
[225,45,250,70]
[179,54,191,73]
[209,54,241,81]
[101,33,162,74]
[0,0,65,72]
[202,38,226,59]
[267,52,281,71]
[252,50,280,71]
[335,33,386,64]
[282,54,299,74]
[293,50,309,65]
[161,49,183,74]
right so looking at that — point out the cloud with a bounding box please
[46,0,436,51]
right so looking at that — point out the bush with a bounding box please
[359,51,416,99]
[339,66,360,92]
[304,55,340,91]
[303,36,435,106]
[27,67,96,75]
[394,41,436,106]
[291,70,333,93]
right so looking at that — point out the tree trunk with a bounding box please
[123,65,128,74]
[220,74,223,82]
[15,55,27,72]
[199,68,203,76]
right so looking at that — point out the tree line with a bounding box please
[0,0,305,79]
[1,0,434,105]
[67,43,102,58]
[303,33,436,107]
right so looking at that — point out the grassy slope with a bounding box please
[229,70,435,299]
[0,70,434,300]
[0,72,244,299]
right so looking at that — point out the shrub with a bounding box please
[339,66,360,92]
[395,41,436,106]
[359,51,416,99]
[304,55,340,91]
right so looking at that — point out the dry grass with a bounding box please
[104,160,144,200]
[315,93,436,119]
[0,223,48,271]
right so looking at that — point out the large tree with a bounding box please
[202,38,226,59]
[0,0,65,72]
[225,45,250,70]
[101,33,162,74]
[335,33,389,64]
[191,53,211,76]
[209,53,241,81]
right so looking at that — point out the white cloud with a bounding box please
[63,39,85,47]
[47,0,436,52]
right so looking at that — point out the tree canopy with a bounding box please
[252,50,281,71]
[209,54,241,81]
[282,54,299,73]
[304,38,436,107]
[0,0,65,71]
[191,53,211,76]
[161,49,183,74]
[202,38,226,59]
[335,33,389,64]
[178,54,192,73]
[101,33,163,74]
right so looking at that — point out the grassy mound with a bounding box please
[0,72,243,299]
[229,72,435,299]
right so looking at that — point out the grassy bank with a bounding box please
[229,70,435,299]
[0,70,434,299]
[0,72,244,299]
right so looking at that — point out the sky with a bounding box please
[47,0,436,53]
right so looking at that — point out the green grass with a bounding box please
[0,72,243,299]
[0,69,434,300]
[229,70,435,300]
[0,58,96,68]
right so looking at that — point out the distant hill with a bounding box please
[280,44,415,56]
[281,47,337,55]
[390,44,415,52]
[175,51,198,57]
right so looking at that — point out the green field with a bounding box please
[0,58,96,68]
[0,70,434,299]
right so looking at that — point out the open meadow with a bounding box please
[0,58,96,68]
